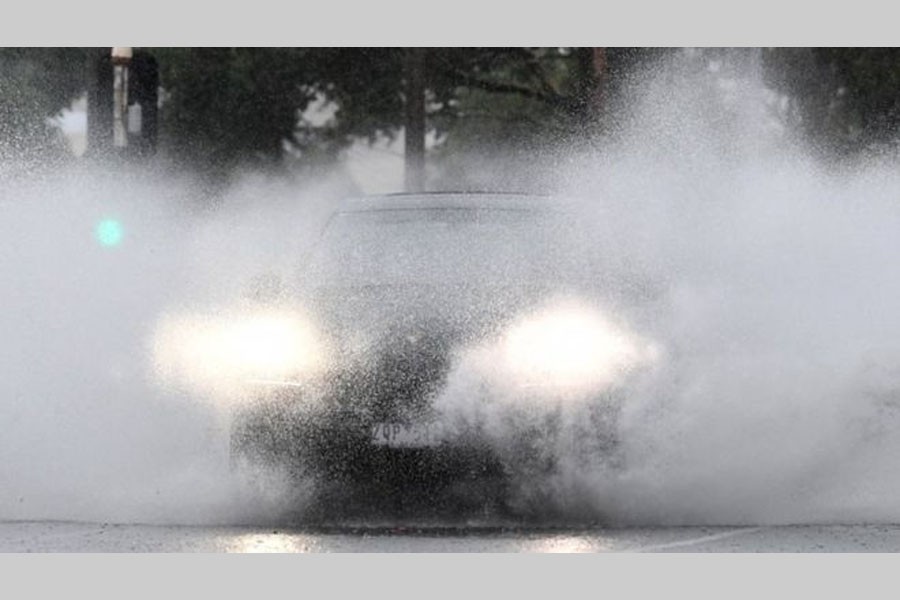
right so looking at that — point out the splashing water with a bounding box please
[4,52,900,526]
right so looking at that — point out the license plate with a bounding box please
[371,422,444,448]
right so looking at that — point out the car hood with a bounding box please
[295,282,560,417]
[305,282,561,346]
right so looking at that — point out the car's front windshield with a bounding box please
[305,207,578,288]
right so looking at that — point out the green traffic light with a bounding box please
[95,219,124,247]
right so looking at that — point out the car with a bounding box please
[178,192,661,521]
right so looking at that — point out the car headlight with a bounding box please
[499,300,657,392]
[151,307,327,397]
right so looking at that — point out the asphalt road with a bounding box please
[4,520,900,552]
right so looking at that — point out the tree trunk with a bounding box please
[591,47,607,113]
[404,48,426,193]
[573,47,606,126]
[128,51,160,157]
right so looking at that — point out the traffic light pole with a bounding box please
[86,47,159,161]
[86,48,114,159]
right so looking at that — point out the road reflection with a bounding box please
[521,535,608,553]
[220,533,320,553]
[215,528,609,552]
[0,520,785,552]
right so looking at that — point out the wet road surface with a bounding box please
[5,521,900,552]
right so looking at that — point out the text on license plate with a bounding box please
[371,422,444,448]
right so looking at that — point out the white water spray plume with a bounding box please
[3,53,900,526]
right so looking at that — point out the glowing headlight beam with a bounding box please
[151,309,326,397]
[500,302,657,391]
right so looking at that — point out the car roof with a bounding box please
[337,191,561,213]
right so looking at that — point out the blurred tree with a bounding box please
[763,48,900,158]
[404,48,426,192]
[428,47,673,190]
[11,47,900,182]
[153,48,321,176]
[152,48,674,185]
